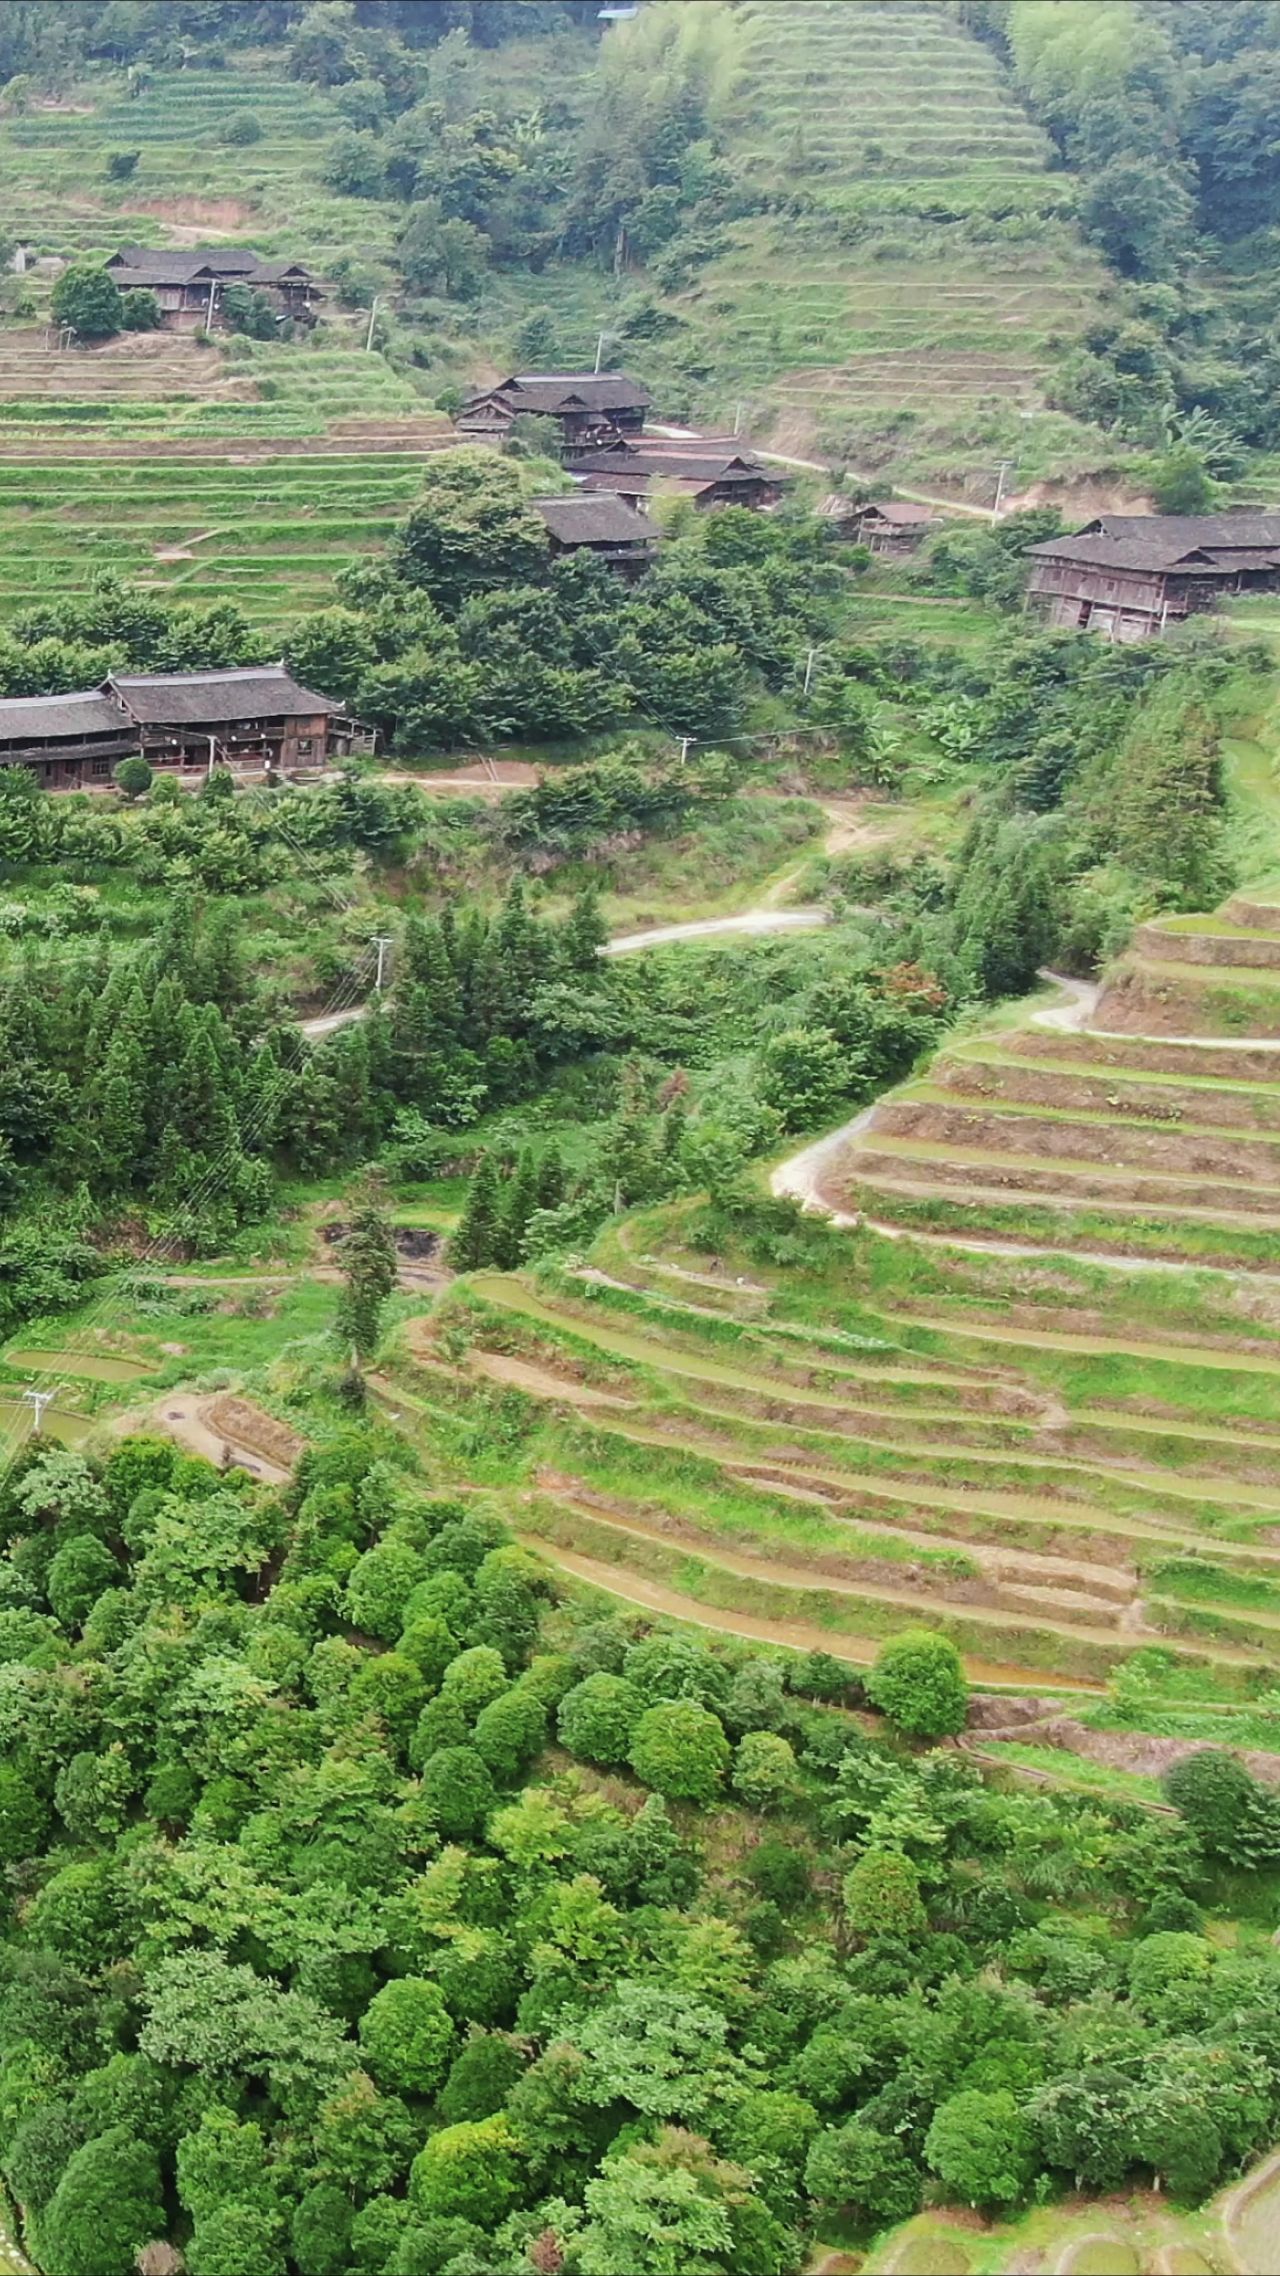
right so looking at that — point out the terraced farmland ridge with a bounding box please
[387,898,1280,1700]
[827,900,1280,1272]
[679,0,1109,459]
[0,64,458,617]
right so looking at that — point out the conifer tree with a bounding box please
[564,884,608,971]
[449,1151,502,1271]
[537,1144,566,1211]
[334,1170,398,1362]
[495,1147,540,1269]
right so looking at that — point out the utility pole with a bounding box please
[372,935,394,993]
[802,645,818,697]
[365,296,380,352]
[594,328,608,374]
[678,736,694,765]
[205,276,217,335]
[21,1389,54,1437]
[733,400,743,436]
[991,459,1016,526]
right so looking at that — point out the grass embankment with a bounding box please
[355,1191,1280,1695]
[835,905,1280,1266]
[476,0,1113,479]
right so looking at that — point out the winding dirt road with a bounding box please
[301,905,831,1034]
[770,970,1280,1278]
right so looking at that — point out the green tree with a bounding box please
[438,2035,526,2126]
[1149,444,1214,514]
[757,1026,852,1133]
[579,2129,760,2276]
[291,2183,353,2276]
[629,1699,730,1805]
[804,2118,920,2227]
[334,1169,398,1361]
[473,1686,547,1779]
[0,1763,51,1862]
[557,1672,646,1765]
[113,756,152,800]
[359,1978,455,2097]
[51,265,124,339]
[39,2126,165,2276]
[419,1744,496,1839]
[449,1151,502,1272]
[865,1629,969,1740]
[925,2089,1036,2210]
[392,450,548,610]
[843,1848,927,1940]
[409,2115,523,2225]
[45,1533,118,1630]
[732,1731,798,1813]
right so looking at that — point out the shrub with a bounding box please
[865,1629,968,1739]
[114,757,153,801]
[628,1699,730,1804]
[224,111,262,145]
[556,1672,645,1764]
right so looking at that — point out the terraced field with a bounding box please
[669,0,1111,471]
[0,62,460,615]
[378,1190,1280,1697]
[0,441,449,621]
[0,67,396,268]
[827,902,1280,1270]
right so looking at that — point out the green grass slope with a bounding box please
[677,0,1116,482]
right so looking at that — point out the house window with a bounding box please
[296,737,313,757]
[90,757,111,777]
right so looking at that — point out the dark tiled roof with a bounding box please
[108,246,314,290]
[0,690,129,743]
[479,371,651,415]
[568,447,769,482]
[533,493,658,546]
[107,666,338,726]
[860,499,938,525]
[577,470,652,493]
[1029,511,1280,573]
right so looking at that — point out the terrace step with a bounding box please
[882,1090,1280,1172]
[1135,919,1280,969]
[844,1139,1280,1221]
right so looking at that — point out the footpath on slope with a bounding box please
[765,946,1280,1274]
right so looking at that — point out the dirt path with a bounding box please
[150,1391,294,1483]
[771,970,1280,1266]
[1035,966,1280,1050]
[603,907,827,954]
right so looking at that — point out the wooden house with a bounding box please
[848,499,940,555]
[532,492,659,577]
[0,666,368,790]
[1025,512,1280,639]
[0,690,138,791]
[105,246,322,331]
[105,667,365,773]
[565,438,785,511]
[456,371,651,449]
